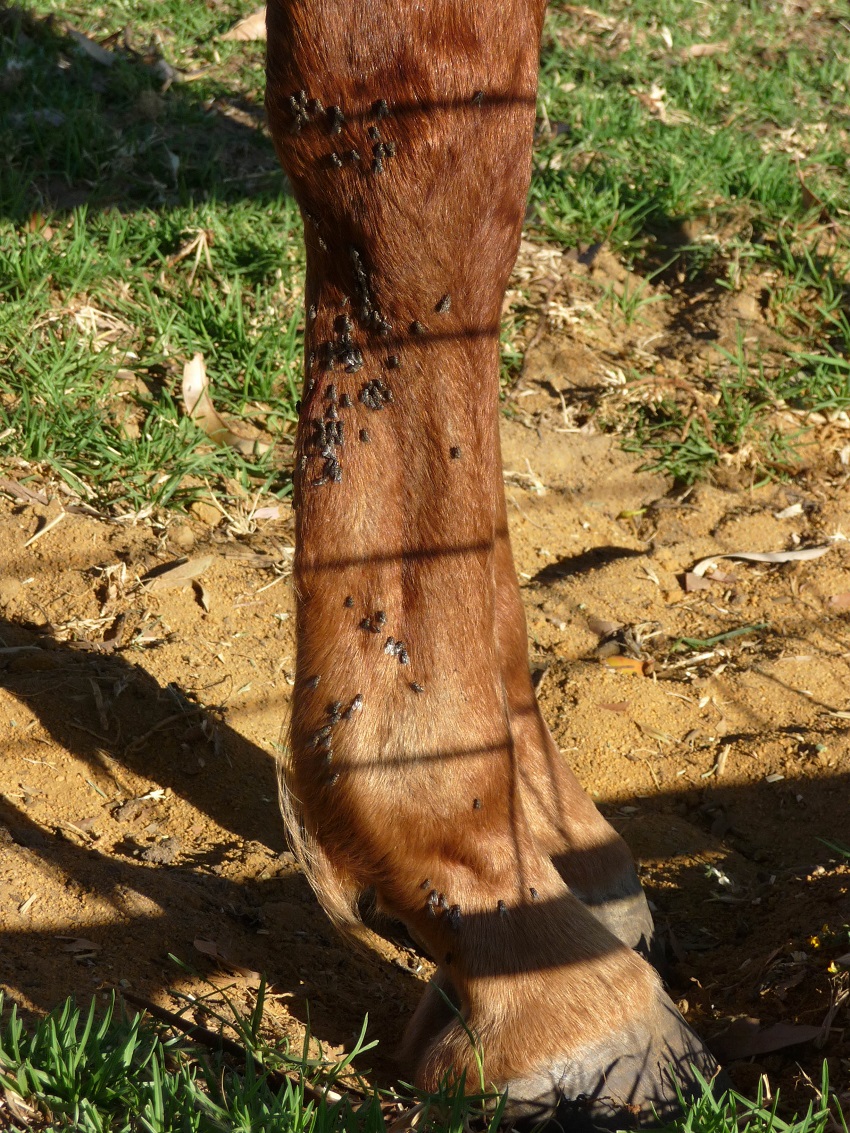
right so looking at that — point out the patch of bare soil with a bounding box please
[505,235,850,482]
[1,368,849,1110]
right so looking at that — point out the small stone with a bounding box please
[140,837,181,865]
[169,524,195,551]
[729,291,761,321]
[0,577,22,608]
[189,500,222,527]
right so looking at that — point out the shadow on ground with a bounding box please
[1,5,284,219]
[1,612,849,1084]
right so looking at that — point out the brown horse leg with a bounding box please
[266,0,719,1124]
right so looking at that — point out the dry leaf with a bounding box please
[705,569,737,584]
[193,579,211,612]
[0,478,50,506]
[193,938,261,984]
[774,503,804,519]
[680,41,727,59]
[600,655,650,677]
[3,1090,37,1123]
[142,556,214,592]
[712,1018,821,1061]
[60,938,101,953]
[630,81,693,125]
[599,701,630,713]
[586,615,621,638]
[714,744,730,776]
[692,544,835,576]
[67,28,116,66]
[638,723,674,744]
[596,639,623,659]
[797,166,830,220]
[683,572,712,592]
[182,354,271,456]
[193,938,221,958]
[221,7,266,41]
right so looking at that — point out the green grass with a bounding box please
[0,2,302,512]
[2,992,847,1133]
[0,990,504,1133]
[534,3,850,248]
[531,0,850,480]
[2,1,850,499]
[1,199,306,510]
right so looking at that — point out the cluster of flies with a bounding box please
[359,610,410,668]
[424,884,463,932]
[292,89,488,798]
[287,91,396,175]
[419,875,542,949]
[306,691,364,786]
[288,88,470,491]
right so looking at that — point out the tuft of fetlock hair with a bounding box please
[276,747,372,951]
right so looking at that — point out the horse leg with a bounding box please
[266,1,719,1124]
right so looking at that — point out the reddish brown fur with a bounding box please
[266,1,715,1115]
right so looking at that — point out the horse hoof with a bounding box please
[502,993,723,1130]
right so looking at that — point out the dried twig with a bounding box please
[23,511,66,548]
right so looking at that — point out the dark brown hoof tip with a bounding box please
[510,1066,730,1132]
[502,998,725,1131]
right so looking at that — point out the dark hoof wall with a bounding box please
[502,997,724,1131]
[509,1069,728,1132]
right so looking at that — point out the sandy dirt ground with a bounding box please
[1,256,849,1111]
